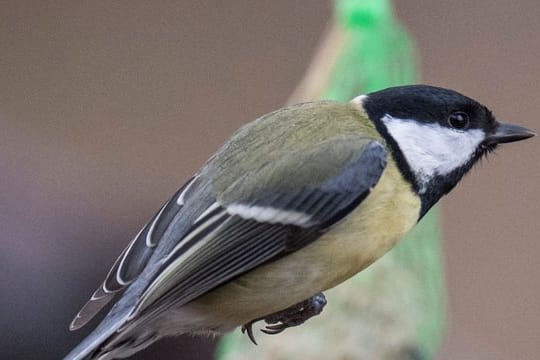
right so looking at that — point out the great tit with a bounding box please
[65,85,534,360]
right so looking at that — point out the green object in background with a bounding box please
[218,0,445,358]
[335,0,392,28]
[328,0,417,98]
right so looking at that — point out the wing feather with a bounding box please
[69,176,199,330]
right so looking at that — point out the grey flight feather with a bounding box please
[65,177,210,360]
[69,178,198,331]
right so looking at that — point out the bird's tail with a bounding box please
[64,298,166,360]
[64,303,135,360]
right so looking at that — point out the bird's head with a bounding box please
[355,84,535,215]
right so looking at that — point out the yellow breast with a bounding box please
[319,158,421,279]
[183,159,420,330]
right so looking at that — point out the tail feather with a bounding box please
[64,307,132,360]
[89,332,159,360]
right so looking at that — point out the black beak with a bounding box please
[486,122,536,144]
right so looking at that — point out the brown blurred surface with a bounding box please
[0,1,538,359]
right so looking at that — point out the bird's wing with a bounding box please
[69,176,201,331]
[64,135,387,360]
[132,136,388,319]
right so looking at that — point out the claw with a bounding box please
[241,321,258,345]
[263,323,286,331]
[241,293,327,343]
[261,322,288,335]
[261,327,285,335]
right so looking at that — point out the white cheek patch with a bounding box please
[381,115,485,192]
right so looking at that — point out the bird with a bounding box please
[65,85,535,359]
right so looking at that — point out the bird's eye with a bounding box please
[448,112,470,129]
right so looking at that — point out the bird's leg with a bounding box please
[241,292,327,344]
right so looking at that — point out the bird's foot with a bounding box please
[241,292,327,344]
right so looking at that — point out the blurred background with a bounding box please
[1,1,538,359]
